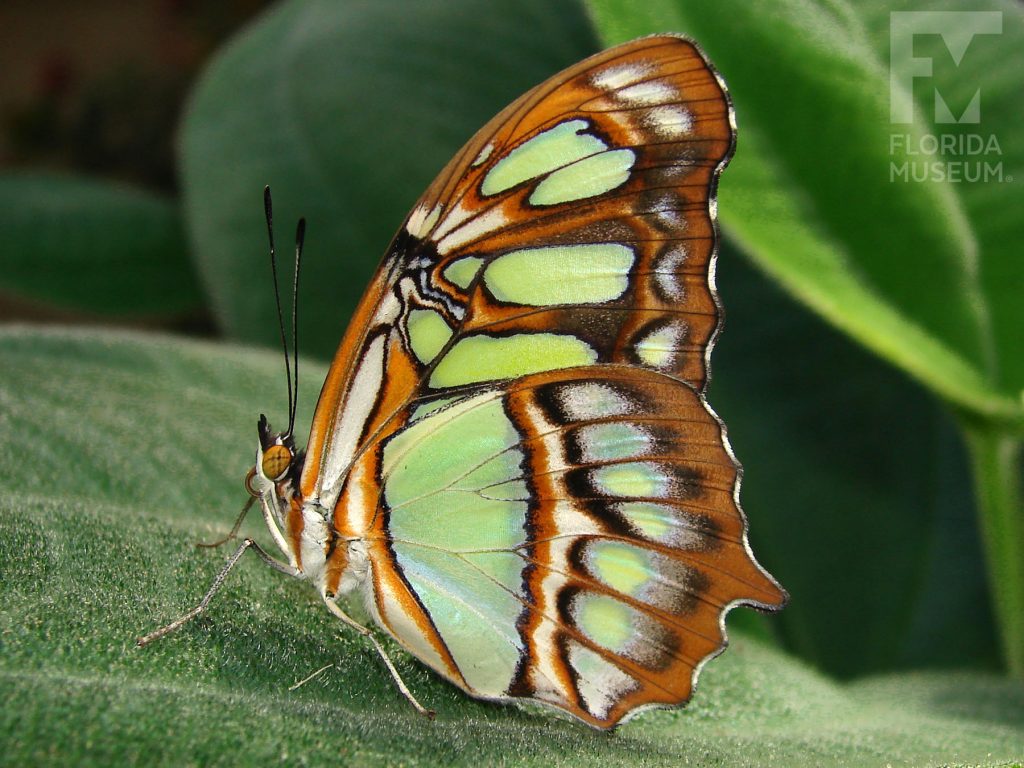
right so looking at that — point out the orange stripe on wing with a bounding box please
[366,539,467,687]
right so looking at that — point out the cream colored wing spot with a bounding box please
[472,143,494,167]
[590,60,693,141]
[315,332,387,509]
[555,381,637,421]
[406,202,443,238]
[437,206,510,256]
[645,105,693,138]
[648,193,687,231]
[617,81,676,106]
[590,62,653,90]
[568,641,640,721]
[635,321,686,369]
[654,244,689,302]
[433,201,476,241]
[483,244,634,306]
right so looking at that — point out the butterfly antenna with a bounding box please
[289,218,305,436]
[264,186,295,436]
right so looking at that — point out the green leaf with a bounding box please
[180,0,598,358]
[856,0,1024,397]
[856,0,1024,680]
[711,248,998,676]
[2,328,1022,766]
[585,0,1024,426]
[0,172,203,317]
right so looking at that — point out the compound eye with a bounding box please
[261,444,293,482]
[244,466,260,497]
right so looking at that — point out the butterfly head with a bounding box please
[245,414,303,503]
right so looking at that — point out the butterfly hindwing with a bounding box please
[367,367,782,727]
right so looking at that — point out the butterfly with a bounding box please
[140,34,786,729]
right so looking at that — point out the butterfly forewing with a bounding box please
[296,35,784,728]
[408,37,730,392]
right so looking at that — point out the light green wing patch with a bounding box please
[584,540,653,597]
[591,461,672,498]
[574,422,651,462]
[574,592,637,653]
[635,322,684,369]
[615,501,679,543]
[393,542,525,696]
[529,148,635,206]
[443,256,485,289]
[383,391,532,697]
[383,392,528,553]
[430,333,597,387]
[483,244,634,306]
[407,309,453,364]
[481,120,606,196]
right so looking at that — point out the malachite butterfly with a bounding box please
[141,34,787,729]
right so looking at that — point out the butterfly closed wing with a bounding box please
[143,34,786,729]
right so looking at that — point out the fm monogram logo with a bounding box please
[889,11,1002,124]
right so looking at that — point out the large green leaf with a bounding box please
[711,248,997,676]
[0,173,202,317]
[858,0,1024,396]
[1,328,1022,766]
[585,0,1024,424]
[857,0,1024,681]
[180,0,598,357]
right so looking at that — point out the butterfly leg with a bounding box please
[196,495,256,548]
[137,538,299,647]
[322,598,436,720]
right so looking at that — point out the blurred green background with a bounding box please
[1,1,1022,765]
